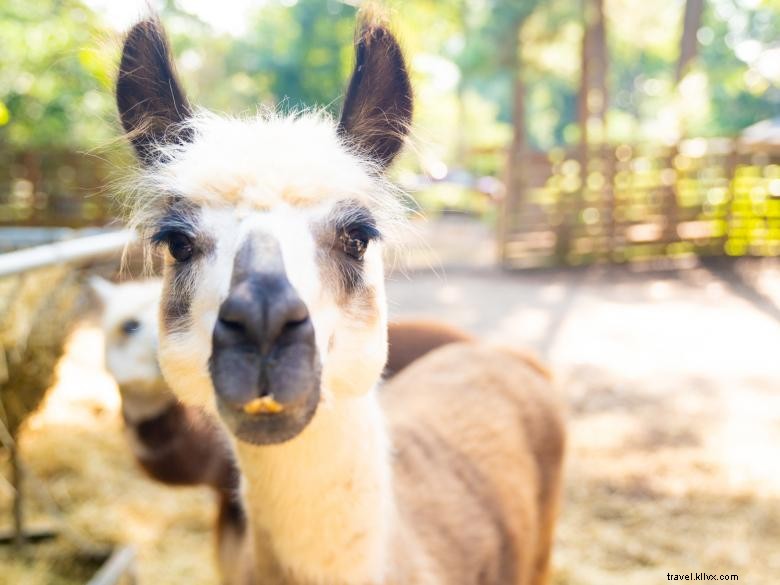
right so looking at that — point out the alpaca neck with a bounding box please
[118,382,175,424]
[236,388,394,585]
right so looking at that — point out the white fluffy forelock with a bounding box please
[127,109,407,242]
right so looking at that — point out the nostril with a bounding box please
[217,315,246,337]
[220,316,244,330]
[217,296,251,337]
[282,315,309,333]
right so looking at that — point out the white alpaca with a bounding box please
[90,277,254,585]
[115,13,565,585]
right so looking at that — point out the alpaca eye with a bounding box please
[121,319,141,335]
[167,232,194,262]
[340,228,368,260]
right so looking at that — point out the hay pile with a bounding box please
[0,267,85,439]
[0,324,219,585]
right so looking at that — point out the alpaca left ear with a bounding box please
[116,17,192,165]
[88,276,115,308]
[338,21,413,169]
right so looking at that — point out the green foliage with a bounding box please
[0,0,117,150]
[220,0,357,113]
[692,0,780,136]
[0,0,778,175]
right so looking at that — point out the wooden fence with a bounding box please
[500,138,780,268]
[0,149,116,227]
[4,140,780,269]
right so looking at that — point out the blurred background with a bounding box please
[1,0,779,583]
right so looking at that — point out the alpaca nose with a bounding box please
[210,268,321,443]
[214,272,311,350]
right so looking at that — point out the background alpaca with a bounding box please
[115,14,565,585]
[89,277,254,585]
[383,319,473,378]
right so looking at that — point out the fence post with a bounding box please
[498,148,514,267]
[605,144,617,260]
[10,440,24,547]
[723,140,739,254]
[662,144,680,249]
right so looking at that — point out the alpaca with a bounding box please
[115,13,565,585]
[89,277,254,585]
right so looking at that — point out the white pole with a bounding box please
[0,230,135,278]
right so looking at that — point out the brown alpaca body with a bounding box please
[384,319,564,583]
[385,343,565,584]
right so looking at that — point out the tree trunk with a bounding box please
[510,37,527,162]
[677,0,704,84]
[567,0,608,263]
[500,19,527,265]
[580,0,608,156]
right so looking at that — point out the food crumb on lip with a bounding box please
[243,395,284,415]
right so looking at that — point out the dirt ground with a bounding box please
[2,218,780,584]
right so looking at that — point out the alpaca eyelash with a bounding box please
[333,204,381,241]
[150,227,193,247]
[342,222,381,243]
[150,210,199,247]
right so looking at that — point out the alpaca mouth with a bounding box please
[216,392,320,445]
[210,342,321,445]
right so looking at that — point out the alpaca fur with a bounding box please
[383,319,474,378]
[384,344,564,584]
[115,14,565,585]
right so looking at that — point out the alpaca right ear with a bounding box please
[338,19,413,169]
[88,276,115,308]
[116,18,192,165]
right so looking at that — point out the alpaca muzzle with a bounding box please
[209,271,321,445]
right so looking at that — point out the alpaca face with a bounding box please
[90,278,163,391]
[147,120,392,444]
[116,18,412,445]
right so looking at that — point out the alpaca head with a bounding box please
[90,277,164,392]
[116,17,412,445]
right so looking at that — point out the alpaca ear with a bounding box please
[88,276,115,308]
[338,21,413,169]
[116,18,192,165]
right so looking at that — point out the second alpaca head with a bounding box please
[90,277,164,393]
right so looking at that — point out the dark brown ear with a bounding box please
[338,21,413,169]
[116,18,192,165]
